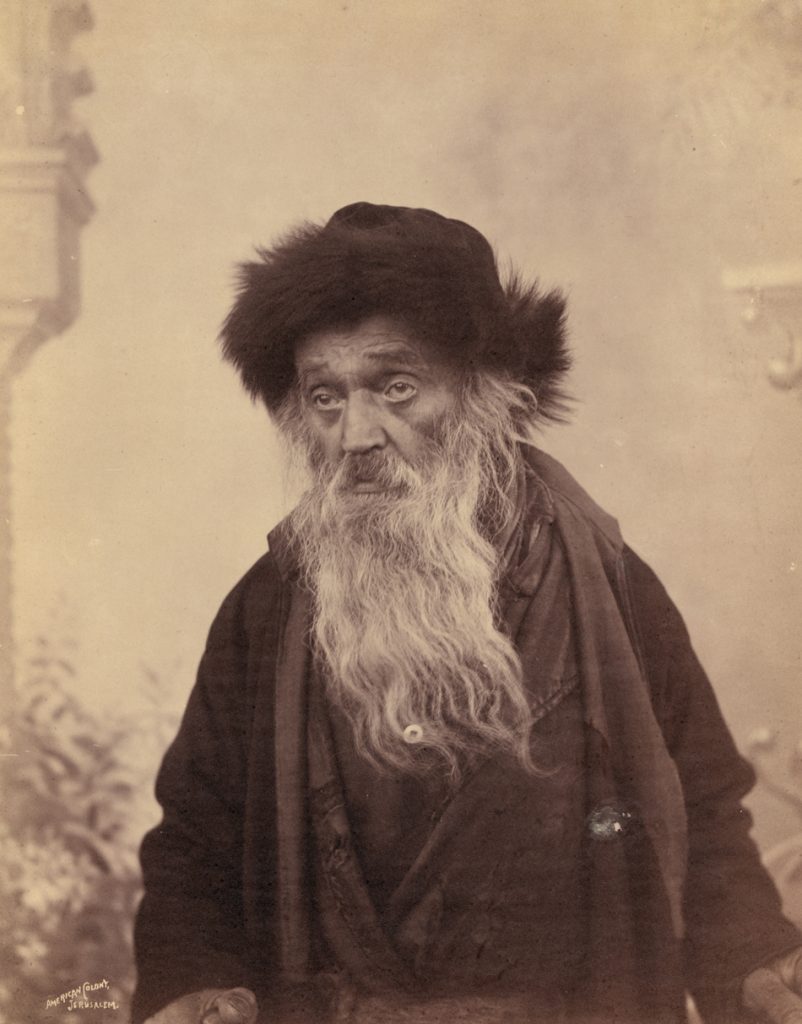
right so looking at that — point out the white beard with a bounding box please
[287,406,537,778]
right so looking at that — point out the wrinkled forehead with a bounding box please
[294,315,453,376]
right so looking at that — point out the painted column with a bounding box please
[0,0,97,689]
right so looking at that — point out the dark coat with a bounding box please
[132,451,800,1024]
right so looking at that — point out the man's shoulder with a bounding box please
[524,446,623,552]
[208,547,286,645]
[228,547,283,599]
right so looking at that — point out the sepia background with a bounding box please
[3,0,802,1020]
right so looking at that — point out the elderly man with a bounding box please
[132,204,802,1024]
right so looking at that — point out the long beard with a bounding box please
[286,401,537,778]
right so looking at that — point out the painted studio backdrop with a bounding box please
[2,0,802,1020]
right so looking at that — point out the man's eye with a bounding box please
[310,391,342,410]
[384,381,416,402]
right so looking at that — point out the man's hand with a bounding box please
[743,946,802,1023]
[145,988,258,1024]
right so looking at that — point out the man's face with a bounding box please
[293,315,458,488]
[289,317,531,776]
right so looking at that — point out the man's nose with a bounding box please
[340,390,386,453]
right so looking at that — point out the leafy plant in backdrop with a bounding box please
[0,616,180,1024]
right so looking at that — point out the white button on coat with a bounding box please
[402,723,424,744]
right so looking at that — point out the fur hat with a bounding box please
[220,202,571,421]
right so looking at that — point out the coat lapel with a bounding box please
[273,580,314,984]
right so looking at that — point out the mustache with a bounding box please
[328,449,423,492]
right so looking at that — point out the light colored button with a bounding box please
[402,723,424,744]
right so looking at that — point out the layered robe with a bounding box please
[132,450,801,1024]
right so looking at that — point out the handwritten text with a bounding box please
[46,979,120,1013]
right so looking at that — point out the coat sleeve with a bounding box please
[622,547,802,1022]
[131,555,281,1024]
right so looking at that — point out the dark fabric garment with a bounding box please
[310,667,586,1022]
[323,464,556,915]
[312,513,586,1019]
[132,450,802,1024]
